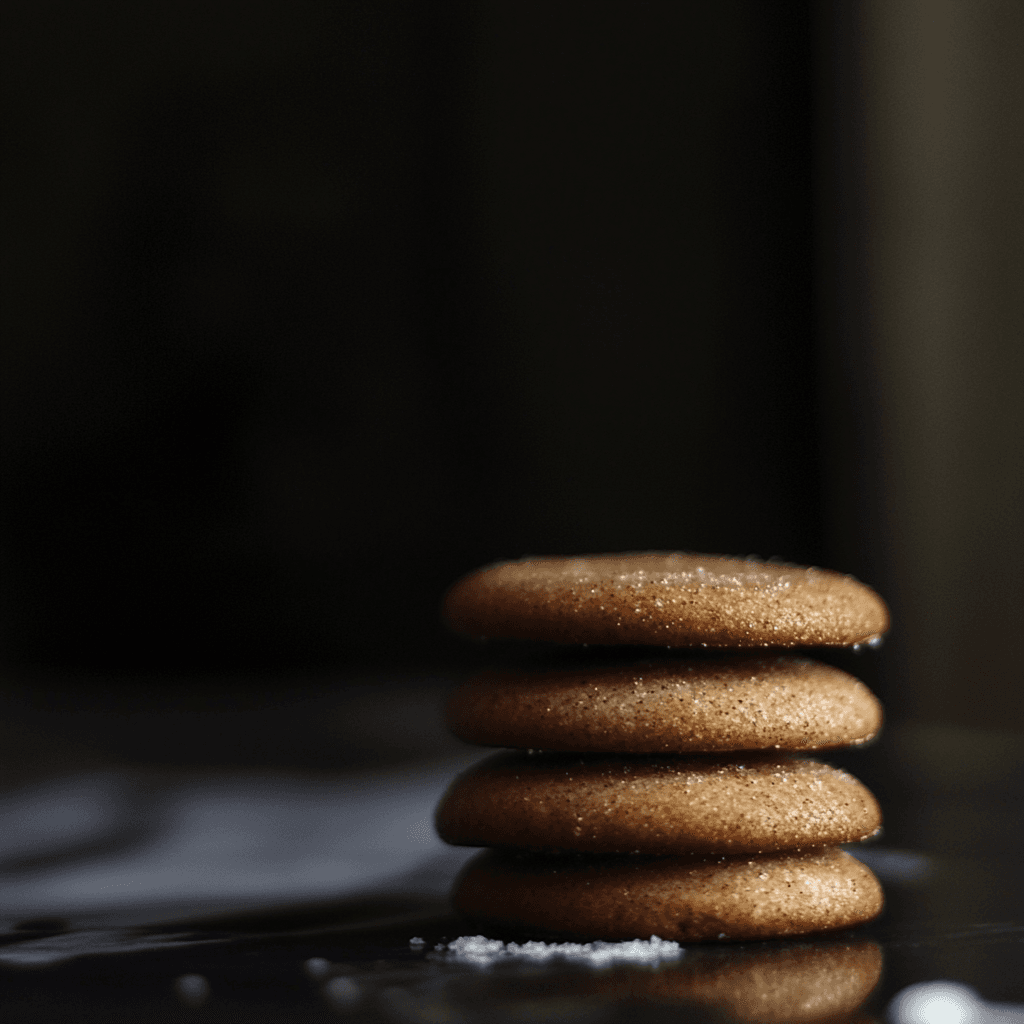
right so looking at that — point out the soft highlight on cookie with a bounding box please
[447,655,882,753]
[435,751,882,856]
[443,552,890,647]
[453,847,884,942]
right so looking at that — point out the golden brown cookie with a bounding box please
[453,847,884,942]
[446,655,882,753]
[435,751,881,855]
[443,553,889,647]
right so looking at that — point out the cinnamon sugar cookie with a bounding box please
[447,655,882,753]
[435,751,881,856]
[453,846,884,942]
[443,553,889,648]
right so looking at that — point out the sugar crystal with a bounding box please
[433,934,683,967]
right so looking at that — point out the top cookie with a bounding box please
[443,553,889,648]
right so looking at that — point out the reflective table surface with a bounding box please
[1,673,1021,1022]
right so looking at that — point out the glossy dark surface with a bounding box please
[1,674,1021,1022]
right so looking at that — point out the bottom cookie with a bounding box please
[452,847,883,942]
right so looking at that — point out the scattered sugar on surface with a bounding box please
[432,934,683,967]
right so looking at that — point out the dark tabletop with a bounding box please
[1,673,1021,1023]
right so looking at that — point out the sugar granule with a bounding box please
[432,934,683,967]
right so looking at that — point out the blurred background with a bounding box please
[3,0,1021,723]
[1,0,1023,925]
[4,1,827,677]
[0,11,1023,1019]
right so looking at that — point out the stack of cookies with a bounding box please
[435,553,889,942]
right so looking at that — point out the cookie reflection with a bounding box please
[641,941,883,1023]
[443,939,883,1024]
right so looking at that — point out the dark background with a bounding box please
[2,2,1022,730]
[2,3,821,667]
[0,16,1023,1016]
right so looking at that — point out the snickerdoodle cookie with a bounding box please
[443,553,889,648]
[452,846,884,942]
[446,655,882,753]
[435,751,881,856]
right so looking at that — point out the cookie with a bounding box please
[452,847,884,942]
[446,655,882,753]
[435,751,881,856]
[443,553,889,647]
